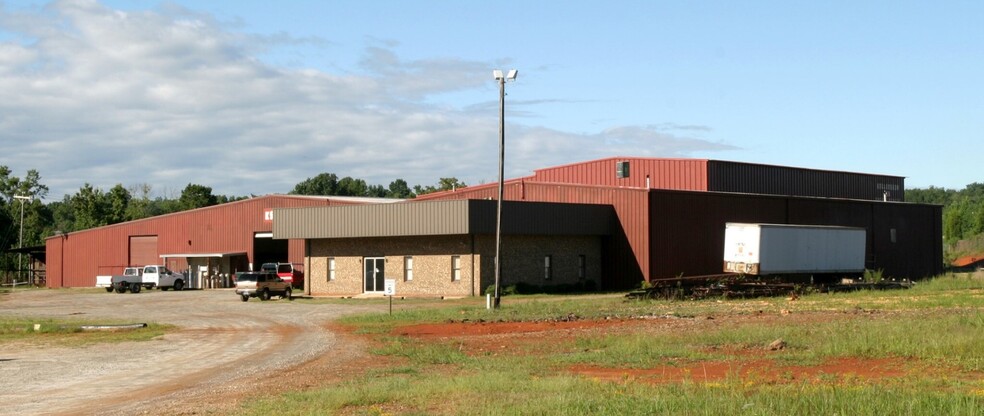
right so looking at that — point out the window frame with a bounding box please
[544,255,553,280]
[327,257,336,281]
[451,255,461,281]
[404,256,414,281]
[578,254,586,279]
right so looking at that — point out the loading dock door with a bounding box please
[129,236,158,267]
[253,232,287,268]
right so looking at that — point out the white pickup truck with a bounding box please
[110,265,186,293]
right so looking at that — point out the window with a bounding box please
[544,255,552,280]
[452,256,461,281]
[404,256,414,281]
[327,257,336,281]
[578,255,586,279]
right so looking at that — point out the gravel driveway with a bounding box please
[0,289,381,415]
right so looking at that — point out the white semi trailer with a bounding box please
[723,223,866,276]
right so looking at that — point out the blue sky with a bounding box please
[1,0,981,200]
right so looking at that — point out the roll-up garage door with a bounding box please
[129,236,159,266]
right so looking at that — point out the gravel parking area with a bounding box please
[0,289,382,415]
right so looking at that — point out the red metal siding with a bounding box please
[45,195,350,287]
[531,157,709,191]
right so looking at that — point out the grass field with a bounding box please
[0,316,172,346]
[240,273,984,415]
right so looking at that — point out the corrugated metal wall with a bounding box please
[275,200,473,239]
[531,157,709,191]
[407,176,940,289]
[45,195,348,287]
[650,191,788,279]
[649,190,942,281]
[707,160,906,202]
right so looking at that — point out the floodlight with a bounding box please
[506,69,518,80]
[13,195,31,200]
[493,69,503,80]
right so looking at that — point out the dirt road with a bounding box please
[0,289,381,415]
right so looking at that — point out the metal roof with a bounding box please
[951,254,984,268]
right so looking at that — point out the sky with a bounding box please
[0,0,981,202]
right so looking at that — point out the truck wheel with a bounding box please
[174,280,184,291]
[283,288,292,300]
[241,294,249,302]
[105,287,114,293]
[130,283,141,293]
[260,289,271,301]
[114,284,126,294]
[160,286,169,291]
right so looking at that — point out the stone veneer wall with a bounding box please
[307,234,601,297]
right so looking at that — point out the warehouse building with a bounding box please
[44,195,399,288]
[274,157,942,296]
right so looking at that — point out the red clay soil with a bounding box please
[392,317,951,384]
[396,319,640,337]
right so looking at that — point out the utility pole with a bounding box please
[14,195,32,286]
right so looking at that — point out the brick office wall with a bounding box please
[475,235,602,292]
[308,235,479,297]
[307,234,601,297]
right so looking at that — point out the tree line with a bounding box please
[6,163,982,272]
[906,183,984,257]
[0,165,467,274]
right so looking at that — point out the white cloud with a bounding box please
[0,0,735,200]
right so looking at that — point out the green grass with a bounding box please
[241,273,984,415]
[0,316,172,346]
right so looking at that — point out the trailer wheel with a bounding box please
[130,282,141,293]
[260,288,271,301]
[173,280,184,291]
[160,286,169,291]
[105,287,114,293]
[283,288,292,300]
[241,294,249,302]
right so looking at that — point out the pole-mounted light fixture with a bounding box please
[492,69,517,309]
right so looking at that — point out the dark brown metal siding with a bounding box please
[467,200,613,236]
[649,191,788,279]
[648,191,941,282]
[531,157,709,191]
[707,160,905,201]
[47,195,345,287]
[870,203,943,278]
